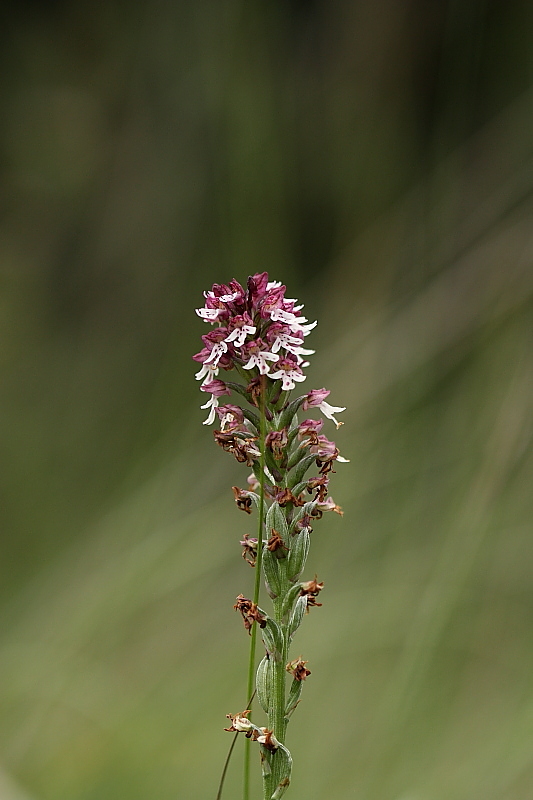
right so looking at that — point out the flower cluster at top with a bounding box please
[193,272,348,520]
[193,272,345,425]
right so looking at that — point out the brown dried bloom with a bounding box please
[216,432,260,465]
[240,533,258,566]
[300,576,324,608]
[267,528,288,553]
[252,727,279,752]
[246,376,264,407]
[224,709,253,733]
[306,474,329,503]
[265,428,288,460]
[234,594,267,633]
[232,486,253,514]
[274,487,305,507]
[286,657,311,681]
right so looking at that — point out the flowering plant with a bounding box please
[194,273,347,800]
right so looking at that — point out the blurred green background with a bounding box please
[1,1,533,798]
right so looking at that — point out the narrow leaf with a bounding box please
[287,528,310,582]
[262,548,281,598]
[288,500,318,535]
[266,502,289,539]
[285,678,303,717]
[277,396,305,431]
[288,595,307,639]
[261,618,284,662]
[287,454,316,487]
[270,744,292,800]
[256,656,272,714]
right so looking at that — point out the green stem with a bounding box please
[244,375,267,800]
[263,592,288,798]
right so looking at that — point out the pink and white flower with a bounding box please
[200,379,231,425]
[270,330,315,362]
[269,357,307,391]
[310,434,350,464]
[242,339,279,375]
[303,388,346,429]
[269,307,317,337]
[196,306,224,322]
[224,313,256,347]
[194,360,219,384]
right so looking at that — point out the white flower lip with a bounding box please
[195,362,219,382]
[200,394,219,425]
[319,400,346,429]
[196,307,221,321]
[233,715,253,732]
[225,325,256,347]
[204,341,228,368]
[271,333,315,362]
[242,350,279,375]
[269,367,307,391]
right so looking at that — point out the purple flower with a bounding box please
[200,379,232,397]
[247,272,269,305]
[311,435,338,459]
[309,435,350,470]
[258,285,287,319]
[303,388,330,407]
[298,418,324,439]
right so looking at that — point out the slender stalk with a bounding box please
[244,376,267,800]
[262,577,289,798]
[216,732,239,800]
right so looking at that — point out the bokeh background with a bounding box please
[1,1,533,799]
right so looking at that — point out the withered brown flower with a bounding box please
[240,533,258,566]
[274,487,305,507]
[232,486,253,514]
[217,432,260,465]
[224,709,253,733]
[306,474,329,502]
[246,376,264,408]
[252,727,279,752]
[234,594,267,633]
[286,657,311,681]
[265,428,288,461]
[300,576,324,608]
[266,528,288,553]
